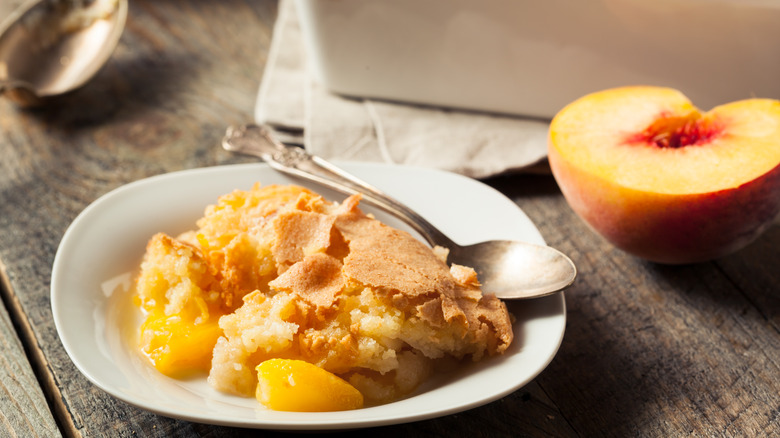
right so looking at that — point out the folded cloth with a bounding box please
[255,0,551,179]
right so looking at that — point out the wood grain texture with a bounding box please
[0,265,61,437]
[0,0,777,437]
[0,3,63,437]
[488,174,780,437]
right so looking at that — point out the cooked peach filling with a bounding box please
[139,312,222,376]
[135,184,513,410]
[136,233,230,377]
[256,359,363,412]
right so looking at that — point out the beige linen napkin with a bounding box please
[255,0,551,179]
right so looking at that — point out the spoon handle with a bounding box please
[222,124,454,248]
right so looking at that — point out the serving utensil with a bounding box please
[223,124,576,300]
[0,0,128,106]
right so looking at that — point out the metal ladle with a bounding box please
[223,124,577,300]
[0,0,128,106]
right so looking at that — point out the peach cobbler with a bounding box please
[135,183,513,411]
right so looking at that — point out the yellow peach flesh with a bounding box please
[549,86,780,195]
[140,311,222,376]
[255,359,364,412]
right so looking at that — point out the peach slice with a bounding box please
[255,359,364,412]
[139,311,222,377]
[548,86,780,264]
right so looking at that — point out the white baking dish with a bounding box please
[295,0,780,118]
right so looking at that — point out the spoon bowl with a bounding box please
[446,240,576,299]
[0,0,128,106]
[222,124,577,300]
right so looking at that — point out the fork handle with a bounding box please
[222,124,454,248]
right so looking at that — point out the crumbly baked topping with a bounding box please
[136,183,513,404]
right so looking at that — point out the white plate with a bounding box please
[51,163,566,430]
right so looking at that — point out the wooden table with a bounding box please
[1,1,777,436]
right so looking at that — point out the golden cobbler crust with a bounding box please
[136,183,513,404]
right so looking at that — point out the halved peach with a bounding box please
[549,86,780,264]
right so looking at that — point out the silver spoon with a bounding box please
[222,124,577,300]
[0,0,128,106]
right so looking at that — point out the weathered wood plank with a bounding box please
[0,265,61,437]
[0,2,63,436]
